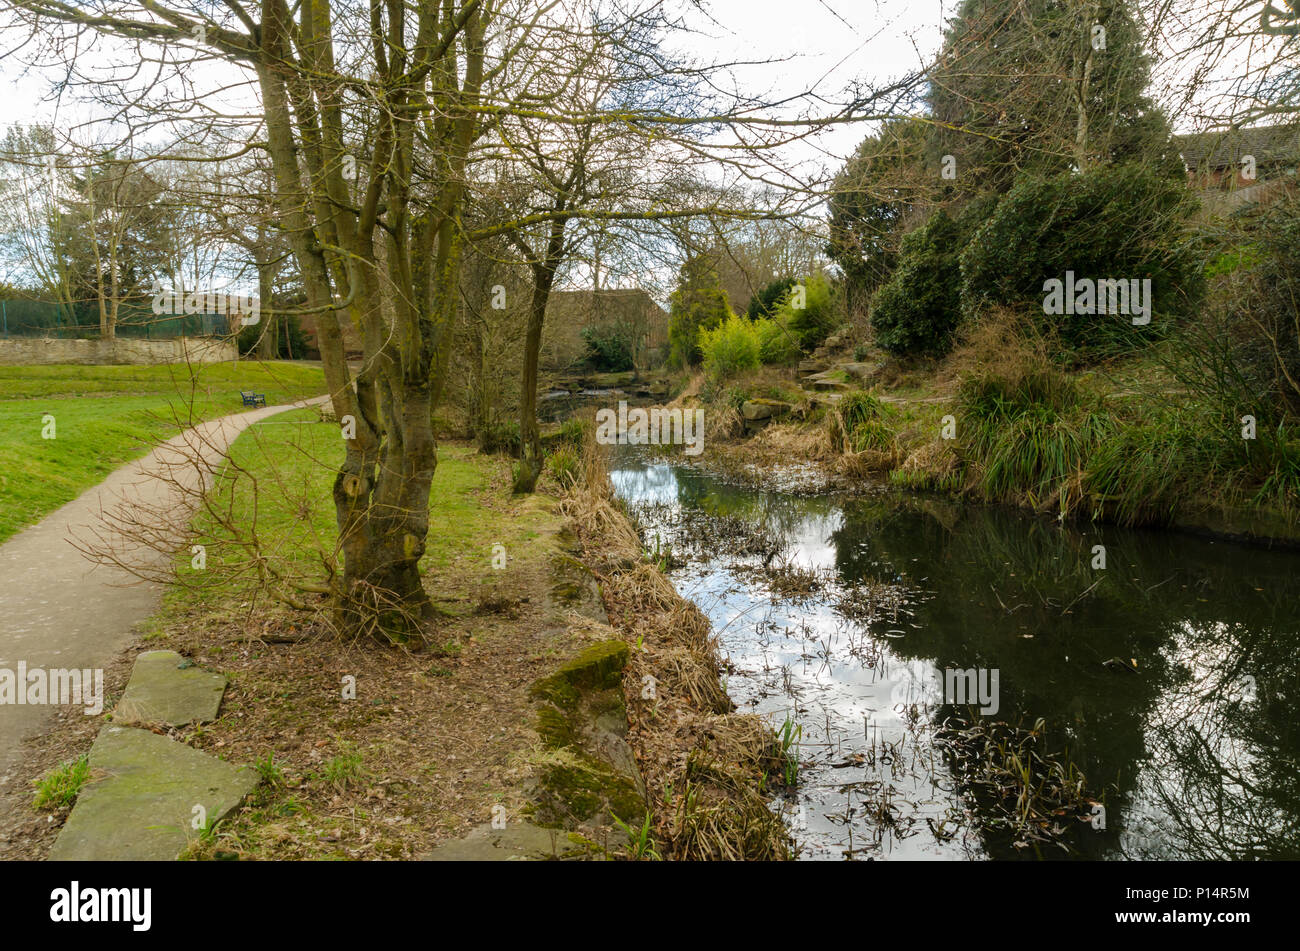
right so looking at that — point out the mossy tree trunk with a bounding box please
[512,213,570,495]
[253,0,485,641]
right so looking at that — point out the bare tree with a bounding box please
[7,0,905,640]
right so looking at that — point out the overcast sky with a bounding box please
[0,1,947,168]
[1,1,1288,167]
[0,0,1290,297]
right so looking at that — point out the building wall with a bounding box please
[541,289,668,371]
[297,312,365,360]
[0,335,237,366]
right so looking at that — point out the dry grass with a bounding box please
[893,438,961,488]
[940,306,1054,391]
[747,422,833,461]
[559,432,793,860]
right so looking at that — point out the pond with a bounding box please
[608,453,1300,861]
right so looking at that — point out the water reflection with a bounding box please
[609,455,1300,860]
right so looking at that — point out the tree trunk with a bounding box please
[513,265,555,493]
[256,258,277,360]
[250,0,483,643]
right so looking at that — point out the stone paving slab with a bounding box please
[0,397,327,791]
[424,821,589,861]
[48,725,257,861]
[115,650,228,727]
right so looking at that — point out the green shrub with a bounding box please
[546,445,581,489]
[754,317,802,365]
[775,272,841,350]
[1203,245,1260,280]
[870,209,964,356]
[959,162,1202,360]
[700,313,761,380]
[477,419,521,457]
[746,277,797,320]
[1222,198,1300,415]
[668,254,731,367]
[581,324,635,372]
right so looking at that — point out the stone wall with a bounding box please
[0,336,236,366]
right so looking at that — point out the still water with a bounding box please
[609,454,1300,860]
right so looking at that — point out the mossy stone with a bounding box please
[553,639,629,691]
[533,751,646,828]
[536,704,577,749]
[528,639,628,709]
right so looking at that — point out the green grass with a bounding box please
[320,747,365,790]
[0,361,325,543]
[160,402,555,623]
[32,754,91,811]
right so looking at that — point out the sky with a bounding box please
[2,1,1289,169]
[0,1,949,168]
[0,0,1292,297]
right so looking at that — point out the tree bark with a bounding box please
[255,256,277,360]
[513,212,568,494]
[514,263,556,493]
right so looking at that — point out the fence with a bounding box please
[0,298,232,339]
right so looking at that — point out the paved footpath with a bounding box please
[0,397,328,799]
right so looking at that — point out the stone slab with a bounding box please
[423,821,589,861]
[115,650,228,727]
[49,725,257,861]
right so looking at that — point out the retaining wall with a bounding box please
[0,336,236,366]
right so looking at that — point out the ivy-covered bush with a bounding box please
[959,162,1202,359]
[870,209,964,355]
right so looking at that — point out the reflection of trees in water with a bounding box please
[1129,622,1300,860]
[612,458,1300,860]
[828,498,1300,859]
[608,461,680,506]
[624,461,843,563]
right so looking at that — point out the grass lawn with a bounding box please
[170,406,554,620]
[0,361,326,544]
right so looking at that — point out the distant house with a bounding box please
[293,287,667,367]
[298,311,364,360]
[1173,124,1298,212]
[541,288,668,371]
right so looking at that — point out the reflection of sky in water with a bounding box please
[614,460,982,860]
[611,456,1300,861]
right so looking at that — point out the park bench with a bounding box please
[240,390,267,407]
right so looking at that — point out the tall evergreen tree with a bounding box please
[927,0,1171,200]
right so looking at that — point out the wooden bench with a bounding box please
[240,390,267,407]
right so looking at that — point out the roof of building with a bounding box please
[1173,124,1300,171]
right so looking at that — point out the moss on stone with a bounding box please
[533,750,645,829]
[588,686,627,721]
[554,639,629,691]
[536,704,577,749]
[528,674,580,710]
[528,639,627,710]
[548,553,599,605]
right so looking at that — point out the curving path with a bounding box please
[0,397,329,799]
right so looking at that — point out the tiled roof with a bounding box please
[1173,124,1299,171]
